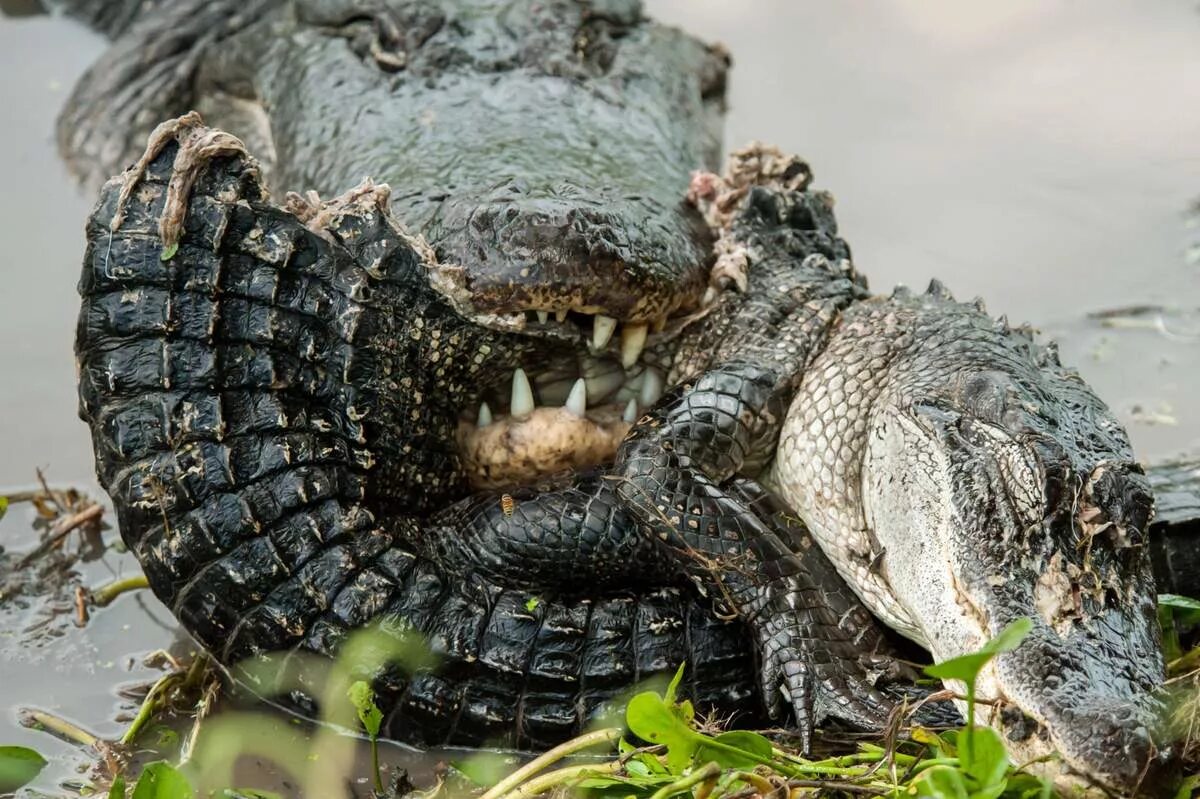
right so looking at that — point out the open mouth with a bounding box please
[456,308,680,489]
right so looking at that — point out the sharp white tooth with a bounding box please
[510,368,534,419]
[652,315,668,333]
[536,310,549,324]
[702,286,719,306]
[592,314,617,349]
[640,367,664,407]
[620,323,649,368]
[564,378,587,417]
[555,309,568,323]
[623,398,638,423]
[476,402,493,427]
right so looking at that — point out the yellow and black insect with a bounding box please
[500,493,515,517]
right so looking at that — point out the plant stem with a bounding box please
[371,737,382,793]
[91,574,150,606]
[121,672,182,745]
[732,770,774,795]
[20,709,99,748]
[648,761,722,799]
[480,727,621,799]
[499,760,624,799]
[964,684,975,767]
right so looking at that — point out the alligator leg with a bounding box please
[610,364,897,751]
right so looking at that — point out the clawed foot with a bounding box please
[110,111,264,248]
[751,575,897,753]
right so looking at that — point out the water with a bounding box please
[0,1,1197,793]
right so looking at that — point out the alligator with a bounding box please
[49,0,1200,795]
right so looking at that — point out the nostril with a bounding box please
[1124,485,1154,539]
[1082,464,1154,543]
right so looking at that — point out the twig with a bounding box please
[92,574,151,607]
[3,489,49,504]
[480,727,622,799]
[74,586,90,626]
[20,708,99,749]
[180,676,221,765]
[36,468,63,515]
[17,503,103,567]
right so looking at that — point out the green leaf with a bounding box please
[1159,594,1200,611]
[633,752,669,776]
[0,746,48,792]
[625,691,696,774]
[695,730,774,770]
[961,726,1009,788]
[0,495,8,521]
[663,663,686,705]
[969,784,1006,799]
[347,680,382,738]
[1004,772,1054,799]
[1160,603,1183,662]
[925,617,1033,685]
[524,596,540,612]
[1160,593,1200,627]
[916,765,969,799]
[1173,774,1200,799]
[160,243,179,262]
[912,726,954,757]
[108,776,127,799]
[131,761,192,799]
[215,789,285,799]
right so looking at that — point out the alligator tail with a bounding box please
[75,114,759,747]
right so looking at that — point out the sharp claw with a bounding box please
[785,662,815,756]
[758,639,785,720]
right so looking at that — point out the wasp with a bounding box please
[500,493,515,517]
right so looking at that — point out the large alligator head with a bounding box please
[59,0,733,492]
[774,288,1177,794]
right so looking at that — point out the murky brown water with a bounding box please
[1,0,1198,794]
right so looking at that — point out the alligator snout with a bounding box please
[429,193,714,326]
[993,631,1178,795]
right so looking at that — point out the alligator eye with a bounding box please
[1027,436,1071,514]
[957,370,1012,423]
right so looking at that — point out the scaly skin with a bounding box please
[77,122,767,748]
[79,120,1192,796]
[58,0,1199,791]
[59,0,726,329]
